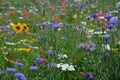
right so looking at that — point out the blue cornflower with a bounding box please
[85,72,93,80]
[35,58,44,64]
[15,73,27,80]
[6,68,16,72]
[103,54,110,58]
[16,62,23,67]
[106,24,115,30]
[30,66,38,71]
[65,24,73,27]
[52,24,62,30]
[10,31,16,35]
[47,62,57,69]
[102,34,110,43]
[118,30,120,33]
[78,42,96,51]
[104,15,112,20]
[48,50,56,55]
[36,23,47,28]
[90,14,98,18]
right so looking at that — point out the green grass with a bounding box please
[0,0,120,80]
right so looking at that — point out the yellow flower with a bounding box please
[0,29,2,32]
[23,23,29,32]
[86,28,90,31]
[4,46,7,49]
[98,34,102,38]
[12,23,24,33]
[72,14,77,19]
[112,48,118,51]
[5,58,12,62]
[42,18,46,21]
[57,28,61,31]
[50,47,54,50]
[88,10,91,13]
[0,36,3,39]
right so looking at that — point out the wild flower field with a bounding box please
[0,0,120,80]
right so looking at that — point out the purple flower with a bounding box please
[47,62,57,69]
[10,31,16,35]
[51,62,57,67]
[109,17,118,24]
[102,34,110,43]
[65,24,73,27]
[102,34,110,40]
[85,72,93,80]
[30,66,38,71]
[78,43,96,51]
[15,73,27,80]
[36,23,47,27]
[52,24,62,30]
[6,68,16,72]
[104,15,112,20]
[16,62,23,67]
[106,24,115,30]
[35,58,44,64]
[48,50,56,55]
[118,30,120,33]
[90,14,98,18]
[103,54,110,58]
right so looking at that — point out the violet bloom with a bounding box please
[35,58,44,64]
[52,24,62,30]
[36,23,47,27]
[104,15,112,20]
[65,24,73,27]
[48,50,56,55]
[118,30,120,33]
[16,62,23,67]
[85,72,93,80]
[102,34,110,42]
[90,14,98,18]
[15,73,27,80]
[109,17,118,24]
[47,62,57,69]
[103,54,110,58]
[30,66,38,71]
[78,43,96,51]
[85,43,96,51]
[106,24,115,30]
[10,31,16,35]
[6,68,16,72]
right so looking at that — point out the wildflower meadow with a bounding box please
[0,0,120,80]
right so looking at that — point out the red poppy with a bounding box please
[98,13,104,17]
[40,63,44,67]
[23,12,29,17]
[40,49,45,53]
[5,53,10,57]
[61,1,66,6]
[9,11,15,15]
[42,56,48,62]
[49,5,55,9]
[19,60,24,64]
[80,72,85,75]
[53,17,62,22]
[102,21,107,26]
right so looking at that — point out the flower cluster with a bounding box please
[12,23,29,33]
[78,42,96,51]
